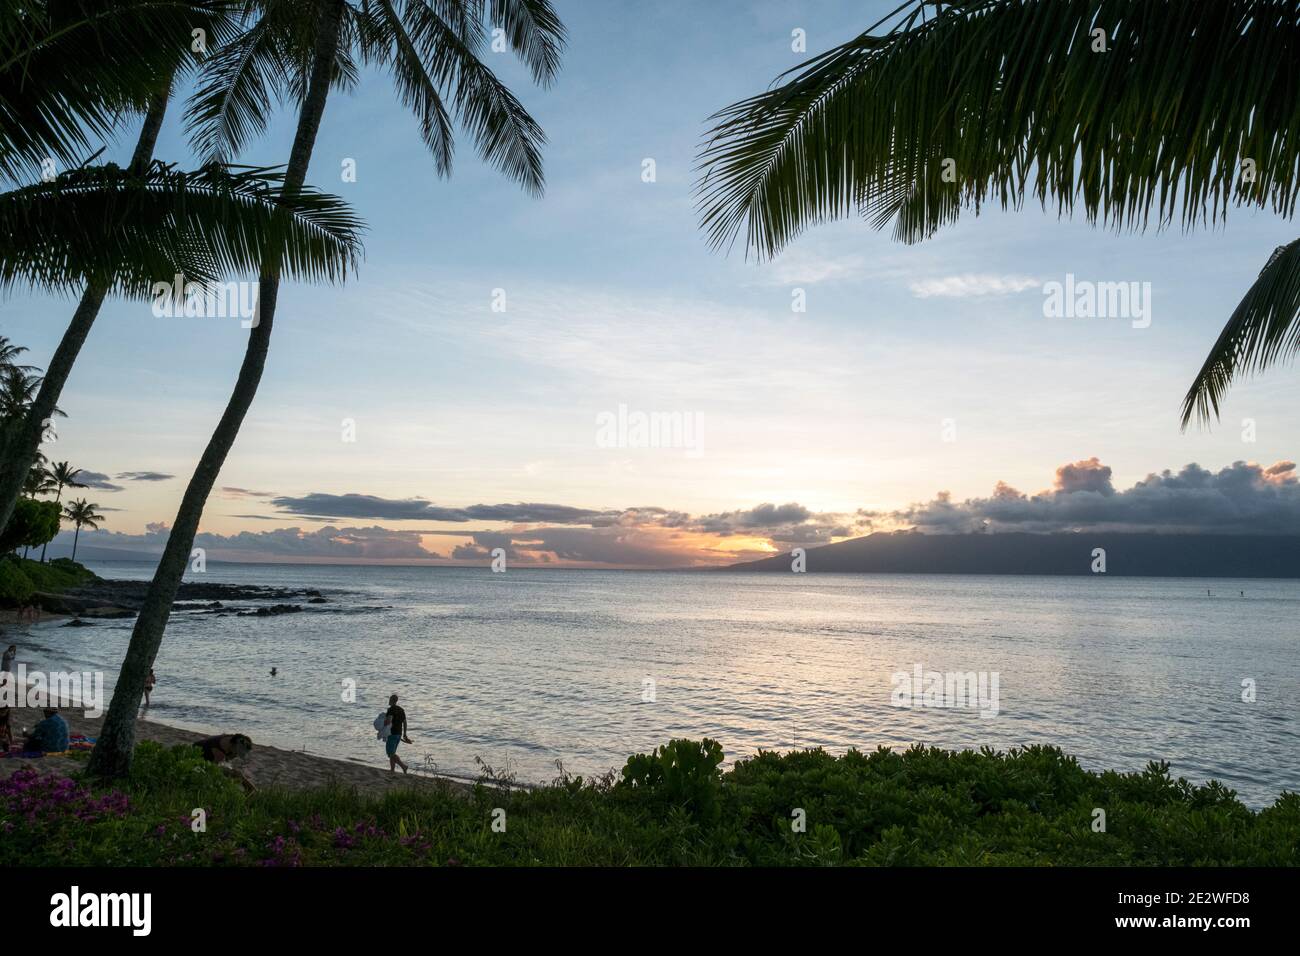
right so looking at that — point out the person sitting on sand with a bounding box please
[24,707,69,754]
[384,693,412,773]
[1,644,15,674]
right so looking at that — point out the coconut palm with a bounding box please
[0,0,231,182]
[88,0,567,778]
[0,367,41,422]
[0,0,364,529]
[19,461,56,556]
[0,336,35,374]
[22,463,55,498]
[61,499,103,563]
[0,163,366,537]
[696,0,1300,427]
[38,462,85,562]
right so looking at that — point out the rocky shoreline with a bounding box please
[33,579,331,620]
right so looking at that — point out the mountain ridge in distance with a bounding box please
[726,531,1300,578]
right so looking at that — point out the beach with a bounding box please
[1,702,472,797]
[7,561,1300,807]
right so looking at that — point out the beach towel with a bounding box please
[0,733,95,758]
[373,712,389,740]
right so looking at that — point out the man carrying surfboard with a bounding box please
[383,693,412,773]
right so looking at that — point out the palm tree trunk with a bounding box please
[0,81,172,539]
[38,486,63,563]
[88,0,347,779]
[71,524,80,563]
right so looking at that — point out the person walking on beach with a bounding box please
[1,644,15,674]
[384,693,412,774]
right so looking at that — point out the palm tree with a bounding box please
[38,462,85,562]
[0,0,229,181]
[18,461,55,558]
[22,462,55,497]
[61,499,103,563]
[0,367,41,422]
[0,2,366,539]
[0,336,35,374]
[696,0,1300,426]
[88,0,567,779]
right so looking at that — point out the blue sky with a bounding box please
[7,0,1300,566]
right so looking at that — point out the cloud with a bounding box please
[116,471,173,482]
[885,459,1300,534]
[763,251,868,285]
[1053,457,1114,496]
[908,273,1041,298]
[221,486,277,498]
[76,458,1300,567]
[77,471,124,492]
[270,492,617,525]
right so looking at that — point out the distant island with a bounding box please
[728,532,1300,578]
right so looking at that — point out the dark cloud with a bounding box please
[1053,457,1114,495]
[76,457,1300,568]
[221,486,276,498]
[451,527,694,567]
[888,459,1300,534]
[56,524,439,562]
[270,492,616,525]
[116,471,173,482]
[77,471,124,492]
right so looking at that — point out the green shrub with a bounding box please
[22,556,96,591]
[0,557,33,604]
[1,739,1296,867]
[618,737,725,824]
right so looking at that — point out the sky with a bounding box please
[6,0,1300,567]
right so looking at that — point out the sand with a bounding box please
[1,703,474,798]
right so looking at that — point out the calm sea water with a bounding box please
[15,562,1300,806]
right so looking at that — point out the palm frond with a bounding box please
[485,0,566,86]
[697,0,1300,258]
[374,0,548,194]
[188,0,365,161]
[185,2,296,161]
[0,160,364,296]
[0,0,237,182]
[362,0,455,175]
[1181,238,1300,427]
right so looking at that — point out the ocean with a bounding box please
[16,562,1300,807]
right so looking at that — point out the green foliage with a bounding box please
[0,557,32,603]
[618,737,725,824]
[0,497,59,553]
[0,161,364,298]
[2,740,1296,867]
[0,554,96,604]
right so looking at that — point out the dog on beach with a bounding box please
[194,733,253,764]
[193,733,256,793]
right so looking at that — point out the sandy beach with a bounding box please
[1,702,473,798]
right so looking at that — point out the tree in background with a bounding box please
[61,499,103,563]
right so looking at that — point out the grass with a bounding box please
[3,738,1298,866]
